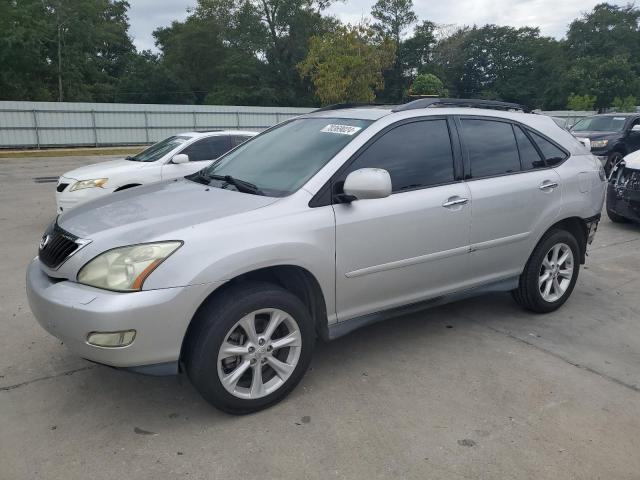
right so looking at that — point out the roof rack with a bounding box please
[312,103,395,112]
[392,98,531,113]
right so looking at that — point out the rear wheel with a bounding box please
[512,229,580,313]
[186,282,314,414]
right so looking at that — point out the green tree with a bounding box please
[565,4,640,109]
[612,95,637,112]
[297,24,396,105]
[409,73,447,96]
[431,25,563,108]
[371,0,417,101]
[567,93,596,111]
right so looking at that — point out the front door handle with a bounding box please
[442,196,469,208]
[539,181,559,191]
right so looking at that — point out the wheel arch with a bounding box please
[114,183,142,192]
[537,216,589,264]
[179,264,329,367]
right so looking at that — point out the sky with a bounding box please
[127,0,627,52]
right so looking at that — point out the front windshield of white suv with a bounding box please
[128,135,192,162]
[197,118,372,196]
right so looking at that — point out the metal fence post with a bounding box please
[32,110,40,149]
[91,110,98,147]
[236,111,241,128]
[144,111,150,143]
[193,111,197,130]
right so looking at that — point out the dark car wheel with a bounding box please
[186,281,315,415]
[512,229,580,313]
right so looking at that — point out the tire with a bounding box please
[606,205,629,223]
[605,152,624,177]
[185,281,314,414]
[512,229,580,313]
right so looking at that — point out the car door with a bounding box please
[458,117,562,285]
[333,118,472,321]
[161,135,232,180]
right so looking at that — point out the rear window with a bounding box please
[514,126,545,170]
[529,132,567,166]
[460,119,521,178]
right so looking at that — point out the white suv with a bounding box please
[55,130,256,212]
[27,99,606,414]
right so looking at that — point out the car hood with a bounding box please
[61,158,151,181]
[58,178,279,240]
[571,131,619,141]
[623,150,640,170]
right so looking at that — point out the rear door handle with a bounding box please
[539,181,559,191]
[442,196,469,208]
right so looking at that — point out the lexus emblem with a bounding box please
[39,234,50,250]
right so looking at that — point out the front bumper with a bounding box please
[26,259,216,371]
[607,184,640,222]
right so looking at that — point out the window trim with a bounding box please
[454,115,570,182]
[309,115,463,208]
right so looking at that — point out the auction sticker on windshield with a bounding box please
[321,124,362,135]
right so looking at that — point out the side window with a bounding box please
[182,137,230,161]
[460,119,520,178]
[514,126,545,170]
[232,135,252,147]
[343,120,454,192]
[529,131,567,167]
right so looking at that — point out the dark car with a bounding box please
[606,151,640,224]
[571,113,640,174]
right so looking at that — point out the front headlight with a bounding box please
[590,140,609,149]
[70,178,108,191]
[77,241,182,292]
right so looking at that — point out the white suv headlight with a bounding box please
[77,241,182,292]
[70,178,108,191]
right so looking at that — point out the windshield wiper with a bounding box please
[207,174,264,195]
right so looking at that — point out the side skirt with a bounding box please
[326,276,519,341]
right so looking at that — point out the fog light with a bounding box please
[87,330,136,348]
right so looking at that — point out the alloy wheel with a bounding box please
[538,242,574,303]
[217,308,302,399]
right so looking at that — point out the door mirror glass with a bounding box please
[343,168,392,201]
[172,153,189,164]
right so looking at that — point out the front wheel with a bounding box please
[186,282,314,414]
[512,229,580,313]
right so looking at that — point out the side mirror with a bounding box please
[172,154,189,164]
[342,168,392,201]
[631,125,640,132]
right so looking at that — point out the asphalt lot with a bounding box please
[1,154,640,480]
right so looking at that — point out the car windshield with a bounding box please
[128,135,192,162]
[572,116,628,132]
[198,118,373,196]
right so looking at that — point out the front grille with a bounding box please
[56,183,69,192]
[616,167,640,191]
[38,224,79,269]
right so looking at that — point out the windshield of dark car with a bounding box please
[572,116,627,133]
[129,135,192,162]
[200,118,373,196]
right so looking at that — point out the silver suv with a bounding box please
[27,99,606,414]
